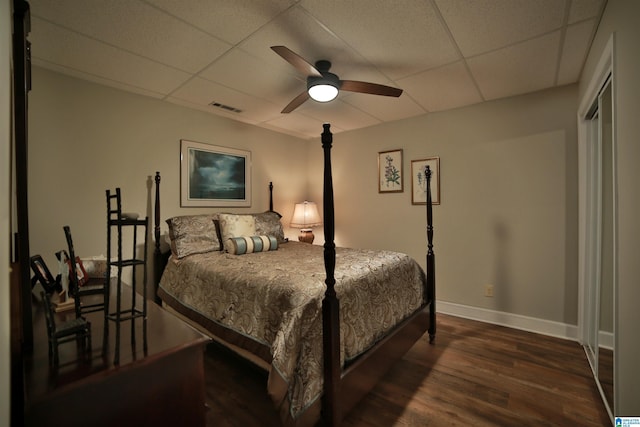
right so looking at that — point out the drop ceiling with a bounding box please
[28,0,606,140]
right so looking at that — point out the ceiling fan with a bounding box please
[271,46,403,113]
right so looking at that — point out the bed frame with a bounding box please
[152,123,435,426]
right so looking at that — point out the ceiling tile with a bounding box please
[166,96,258,124]
[341,92,426,123]
[300,0,460,80]
[436,0,566,57]
[31,59,166,100]
[568,0,605,24]
[264,113,335,140]
[146,0,296,45]
[198,48,302,108]
[30,17,192,95]
[30,0,231,73]
[238,6,353,71]
[557,19,597,85]
[398,61,484,112]
[296,99,381,132]
[468,31,561,100]
[169,77,281,123]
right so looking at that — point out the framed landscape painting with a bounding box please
[180,139,251,207]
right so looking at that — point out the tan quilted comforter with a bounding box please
[158,241,427,426]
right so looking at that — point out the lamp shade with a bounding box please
[290,201,322,229]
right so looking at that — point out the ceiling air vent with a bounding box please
[209,101,243,113]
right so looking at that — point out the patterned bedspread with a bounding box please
[158,241,427,426]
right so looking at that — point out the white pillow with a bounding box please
[218,213,256,243]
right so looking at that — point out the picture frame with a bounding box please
[180,139,251,207]
[30,254,59,294]
[378,149,403,193]
[411,157,440,205]
[68,256,89,287]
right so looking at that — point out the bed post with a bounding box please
[153,171,162,305]
[321,123,340,426]
[269,181,274,212]
[425,166,436,342]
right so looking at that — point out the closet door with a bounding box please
[582,75,615,421]
[583,110,600,369]
[597,81,614,413]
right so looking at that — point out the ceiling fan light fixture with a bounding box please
[308,82,339,102]
[273,47,402,113]
[307,71,339,103]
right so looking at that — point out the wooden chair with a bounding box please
[64,225,109,319]
[41,291,92,365]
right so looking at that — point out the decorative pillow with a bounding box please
[254,211,286,243]
[218,213,257,244]
[226,235,278,255]
[166,214,221,258]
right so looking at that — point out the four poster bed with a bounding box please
[152,124,436,426]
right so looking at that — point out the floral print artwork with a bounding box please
[378,149,403,192]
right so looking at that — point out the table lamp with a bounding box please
[290,201,322,243]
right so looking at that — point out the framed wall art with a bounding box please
[30,254,59,294]
[180,139,251,207]
[411,157,440,205]
[378,149,403,193]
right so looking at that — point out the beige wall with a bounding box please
[28,67,310,280]
[579,0,640,416]
[30,67,580,327]
[308,85,579,326]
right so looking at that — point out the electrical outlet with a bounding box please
[484,284,494,297]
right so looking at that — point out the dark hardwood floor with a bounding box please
[204,313,611,426]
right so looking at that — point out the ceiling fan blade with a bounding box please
[281,91,310,113]
[271,46,322,77]
[340,80,403,97]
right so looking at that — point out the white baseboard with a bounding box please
[436,301,579,342]
[599,331,613,350]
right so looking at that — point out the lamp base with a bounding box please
[298,229,314,244]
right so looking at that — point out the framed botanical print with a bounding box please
[378,149,403,193]
[411,157,440,205]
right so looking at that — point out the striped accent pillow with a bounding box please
[225,235,278,255]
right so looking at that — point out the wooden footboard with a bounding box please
[320,123,435,426]
[340,304,431,418]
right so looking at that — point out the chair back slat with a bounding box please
[41,292,57,336]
